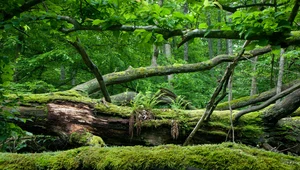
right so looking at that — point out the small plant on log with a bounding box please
[170,95,190,110]
[129,91,162,137]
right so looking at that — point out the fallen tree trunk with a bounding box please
[216,79,300,110]
[5,90,300,155]
[1,143,300,170]
[263,89,300,125]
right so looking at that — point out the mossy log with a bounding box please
[216,79,300,110]
[1,143,300,170]
[6,90,300,155]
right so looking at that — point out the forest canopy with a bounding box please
[1,0,300,169]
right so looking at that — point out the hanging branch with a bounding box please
[69,38,111,102]
[183,45,247,146]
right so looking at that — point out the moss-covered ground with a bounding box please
[1,142,300,170]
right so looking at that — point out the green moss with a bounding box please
[198,129,227,136]
[95,103,133,117]
[69,132,105,147]
[287,31,300,41]
[1,143,300,170]
[216,95,257,110]
[141,119,170,127]
[8,90,94,104]
[291,108,300,117]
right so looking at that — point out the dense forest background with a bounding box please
[1,0,300,169]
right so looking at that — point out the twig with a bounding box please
[69,38,111,102]
[183,44,247,146]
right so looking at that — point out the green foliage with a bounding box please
[0,97,26,152]
[229,8,291,39]
[0,54,26,152]
[131,91,162,110]
[170,96,190,110]
[0,56,13,85]
[9,81,57,94]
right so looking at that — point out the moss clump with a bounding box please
[8,90,94,104]
[94,102,133,117]
[1,143,300,170]
[69,132,105,147]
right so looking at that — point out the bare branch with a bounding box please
[178,30,267,48]
[69,38,111,102]
[216,79,300,110]
[234,82,300,123]
[73,46,272,94]
[288,0,300,24]
[183,47,247,146]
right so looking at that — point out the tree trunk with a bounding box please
[71,69,77,86]
[270,54,275,88]
[4,90,300,155]
[217,11,223,55]
[151,45,159,66]
[276,48,285,104]
[60,65,66,81]
[165,43,173,87]
[207,13,214,60]
[250,56,258,96]
[263,89,300,125]
[183,1,189,61]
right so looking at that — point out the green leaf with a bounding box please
[113,31,120,38]
[142,32,152,43]
[155,34,165,45]
[245,42,257,50]
[203,0,213,7]
[199,23,208,29]
[213,1,222,10]
[92,19,105,25]
[4,24,12,30]
[271,46,281,56]
[134,29,146,36]
[23,25,30,31]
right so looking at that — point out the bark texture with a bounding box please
[73,46,272,94]
[263,89,300,125]
[4,90,300,155]
[216,79,300,110]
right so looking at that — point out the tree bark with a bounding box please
[216,79,300,110]
[69,38,111,102]
[276,48,285,104]
[4,90,300,155]
[183,1,189,61]
[60,65,66,81]
[250,56,258,96]
[234,82,300,122]
[151,45,159,66]
[263,89,300,125]
[72,46,272,94]
[165,43,173,87]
